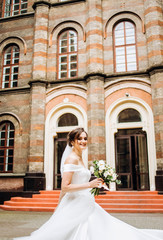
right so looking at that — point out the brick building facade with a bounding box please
[0,0,162,196]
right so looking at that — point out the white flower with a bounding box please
[98,160,105,171]
[98,160,105,166]
[112,173,117,181]
[90,166,94,174]
[104,171,109,178]
[109,169,114,175]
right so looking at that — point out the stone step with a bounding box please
[3,200,163,210]
[1,191,163,213]
[10,197,163,204]
[0,204,163,213]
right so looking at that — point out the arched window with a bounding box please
[113,21,137,72]
[58,30,78,79]
[2,45,19,88]
[0,122,15,172]
[58,113,78,127]
[3,0,28,17]
[118,108,141,123]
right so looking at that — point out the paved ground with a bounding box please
[0,210,163,240]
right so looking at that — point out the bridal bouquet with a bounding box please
[90,160,121,196]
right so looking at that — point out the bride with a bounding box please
[14,127,163,240]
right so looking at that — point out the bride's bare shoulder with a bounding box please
[64,152,78,165]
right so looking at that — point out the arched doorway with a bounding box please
[115,109,149,190]
[44,103,87,190]
[106,98,157,191]
[53,113,78,189]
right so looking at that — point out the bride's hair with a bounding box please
[67,127,88,147]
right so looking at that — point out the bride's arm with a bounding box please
[61,171,102,193]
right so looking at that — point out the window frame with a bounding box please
[1,44,20,89]
[113,20,138,73]
[2,0,28,18]
[0,121,15,173]
[57,29,78,80]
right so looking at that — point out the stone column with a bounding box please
[86,0,105,165]
[144,0,163,190]
[24,0,49,191]
[86,0,103,74]
[87,76,106,164]
[25,81,46,191]
[32,0,50,81]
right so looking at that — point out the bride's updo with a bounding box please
[67,127,88,147]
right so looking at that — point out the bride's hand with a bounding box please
[89,178,104,188]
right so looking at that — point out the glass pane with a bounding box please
[60,47,67,53]
[4,68,10,74]
[61,40,67,47]
[12,81,18,87]
[60,56,67,63]
[116,64,125,72]
[60,72,67,78]
[14,0,20,4]
[12,67,19,73]
[127,62,137,71]
[116,55,125,64]
[126,46,136,55]
[0,164,4,171]
[60,64,67,71]
[70,45,77,52]
[5,75,10,81]
[8,149,13,156]
[58,113,78,127]
[69,31,76,38]
[54,137,68,189]
[117,175,131,189]
[14,5,19,11]
[126,53,136,63]
[0,140,5,147]
[70,71,77,77]
[118,108,141,123]
[117,138,130,173]
[115,37,124,46]
[8,156,13,164]
[9,131,14,138]
[9,139,14,146]
[70,39,77,46]
[116,47,125,56]
[0,157,4,164]
[70,63,77,70]
[126,28,135,37]
[125,21,134,29]
[7,164,13,171]
[137,136,148,173]
[0,150,4,157]
[126,36,135,44]
[60,32,67,40]
[138,174,149,190]
[115,22,124,30]
[70,55,77,62]
[115,29,124,38]
[21,3,27,9]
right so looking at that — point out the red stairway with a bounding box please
[0,191,163,213]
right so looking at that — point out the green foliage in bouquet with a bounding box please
[90,160,121,196]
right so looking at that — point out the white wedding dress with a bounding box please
[14,164,163,240]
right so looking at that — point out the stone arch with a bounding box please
[105,97,156,191]
[49,20,86,47]
[105,77,151,97]
[44,102,87,190]
[0,36,27,56]
[104,11,145,39]
[0,112,22,135]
